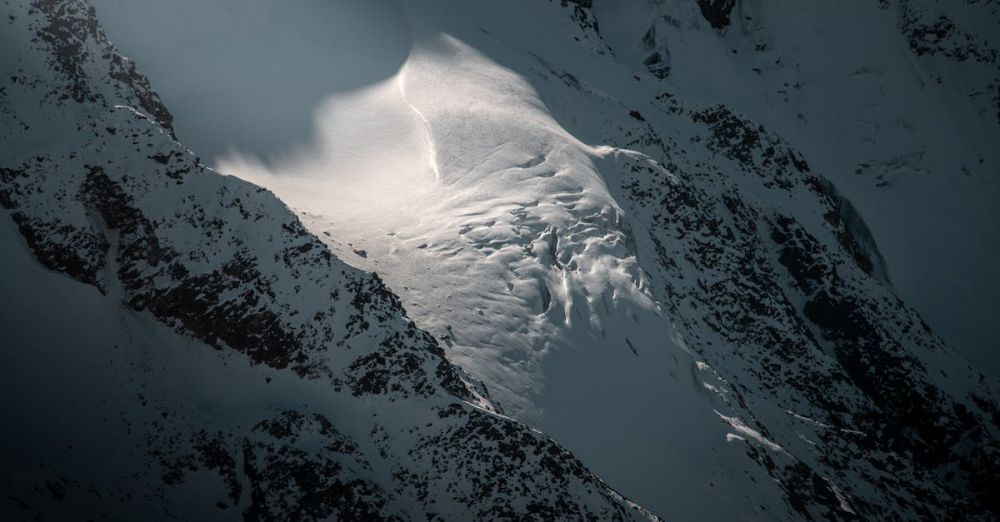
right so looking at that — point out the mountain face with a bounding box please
[2,0,998,521]
[0,2,659,520]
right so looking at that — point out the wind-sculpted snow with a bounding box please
[0,2,661,520]
[218,0,997,518]
[5,0,1000,520]
[220,20,841,518]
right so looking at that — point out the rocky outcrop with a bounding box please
[528,5,1000,512]
[696,0,737,30]
[604,95,1000,520]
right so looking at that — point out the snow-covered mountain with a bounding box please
[0,2,661,520]
[2,0,998,520]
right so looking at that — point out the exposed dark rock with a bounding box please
[697,0,737,30]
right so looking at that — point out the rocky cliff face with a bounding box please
[600,102,1000,519]
[0,2,658,520]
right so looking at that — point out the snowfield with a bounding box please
[88,0,1000,375]
[4,0,1000,519]
[224,30,789,519]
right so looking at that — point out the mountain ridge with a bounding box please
[2,0,998,519]
[0,1,661,519]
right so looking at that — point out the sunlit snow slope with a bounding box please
[223,19,797,522]
[82,0,1000,519]
[0,2,663,519]
[83,1,820,518]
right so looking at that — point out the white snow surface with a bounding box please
[87,0,1000,376]
[79,0,813,518]
[0,3,668,517]
[70,0,1000,518]
[221,23,781,522]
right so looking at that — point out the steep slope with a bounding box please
[496,2,1000,517]
[592,0,1000,375]
[0,2,658,520]
[128,2,872,518]
[9,0,999,520]
[498,2,1000,518]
